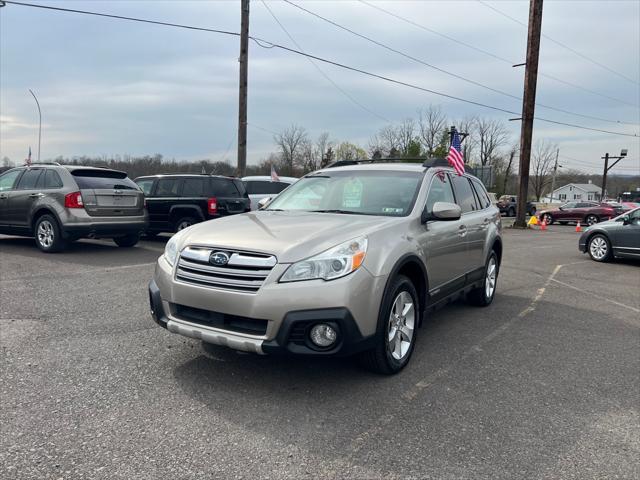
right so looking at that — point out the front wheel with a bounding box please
[467,251,499,306]
[358,275,418,375]
[588,234,611,262]
[34,215,67,253]
[542,213,554,225]
[113,234,140,248]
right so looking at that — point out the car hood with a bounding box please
[177,211,403,263]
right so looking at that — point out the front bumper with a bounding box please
[149,255,385,356]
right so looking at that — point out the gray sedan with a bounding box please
[579,207,640,262]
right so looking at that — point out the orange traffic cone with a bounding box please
[575,222,582,233]
[540,219,547,231]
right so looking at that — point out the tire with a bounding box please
[467,251,499,307]
[587,234,611,262]
[508,207,515,217]
[174,216,197,233]
[34,214,67,253]
[542,213,554,225]
[559,221,568,225]
[585,214,599,226]
[358,275,419,375]
[113,234,140,248]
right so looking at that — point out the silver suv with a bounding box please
[149,160,502,374]
[0,164,147,252]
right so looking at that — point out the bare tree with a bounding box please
[273,124,308,176]
[475,117,510,166]
[502,144,518,196]
[396,118,416,156]
[418,105,447,155]
[530,141,557,201]
[334,142,367,161]
[316,132,333,168]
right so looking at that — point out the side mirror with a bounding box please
[422,202,461,223]
[258,197,272,210]
[622,215,630,225]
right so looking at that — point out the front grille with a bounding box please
[174,304,268,336]
[176,246,276,293]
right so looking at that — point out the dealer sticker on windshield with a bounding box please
[342,178,363,208]
[382,207,404,214]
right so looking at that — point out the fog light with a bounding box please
[309,324,337,348]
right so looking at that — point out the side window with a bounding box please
[451,175,479,213]
[155,179,181,197]
[16,169,43,190]
[470,179,490,209]
[0,170,23,191]
[135,179,154,195]
[425,173,455,213]
[246,181,289,195]
[182,178,206,197]
[210,178,240,197]
[44,170,63,189]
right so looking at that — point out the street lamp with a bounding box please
[28,89,42,162]
[601,149,627,200]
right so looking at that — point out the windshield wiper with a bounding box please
[310,209,371,215]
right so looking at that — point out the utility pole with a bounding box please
[549,147,559,202]
[237,0,250,177]
[601,149,628,200]
[514,0,543,228]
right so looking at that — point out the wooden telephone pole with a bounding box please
[515,0,544,228]
[237,0,250,177]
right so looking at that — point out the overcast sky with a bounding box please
[1,0,639,174]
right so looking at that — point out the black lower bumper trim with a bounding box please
[262,308,375,357]
[64,222,147,239]
[149,279,169,328]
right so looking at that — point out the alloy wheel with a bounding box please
[37,220,54,248]
[177,221,192,231]
[586,215,598,226]
[589,236,608,260]
[485,256,497,299]
[387,291,415,361]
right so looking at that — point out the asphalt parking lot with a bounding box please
[1,226,639,479]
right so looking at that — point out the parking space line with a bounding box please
[550,278,640,314]
[0,262,156,284]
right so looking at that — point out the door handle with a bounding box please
[29,193,45,198]
[482,218,490,225]
[458,224,467,237]
[0,193,7,200]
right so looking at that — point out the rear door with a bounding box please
[71,169,144,217]
[209,178,249,216]
[6,168,44,227]
[451,174,486,272]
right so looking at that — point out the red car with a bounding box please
[538,201,615,226]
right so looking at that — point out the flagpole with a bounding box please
[28,89,41,162]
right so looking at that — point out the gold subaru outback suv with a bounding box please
[149,160,502,374]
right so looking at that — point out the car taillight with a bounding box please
[64,191,84,209]
[208,197,218,215]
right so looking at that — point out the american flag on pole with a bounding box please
[26,146,32,166]
[447,130,465,176]
[270,165,280,182]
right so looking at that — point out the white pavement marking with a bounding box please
[0,262,156,284]
[550,278,640,314]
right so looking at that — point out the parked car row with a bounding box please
[497,195,537,217]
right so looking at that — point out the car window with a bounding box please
[425,172,455,213]
[16,169,43,190]
[135,179,154,195]
[628,209,640,225]
[210,178,240,197]
[451,175,479,213]
[0,169,23,191]
[577,202,592,208]
[470,178,491,209]
[562,202,578,209]
[182,178,206,197]
[155,179,181,197]
[233,179,248,197]
[245,180,290,195]
[72,170,138,190]
[39,170,64,189]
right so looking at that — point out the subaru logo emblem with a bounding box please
[209,251,229,266]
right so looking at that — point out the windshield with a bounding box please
[265,170,424,216]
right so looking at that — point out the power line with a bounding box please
[358,0,639,108]
[284,0,637,127]
[260,0,389,123]
[477,0,640,86]
[4,0,638,138]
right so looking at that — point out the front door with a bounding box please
[6,168,44,227]
[0,169,24,226]
[612,209,640,257]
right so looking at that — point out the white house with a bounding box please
[543,181,603,203]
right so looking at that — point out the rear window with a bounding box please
[72,170,137,190]
[16,169,43,190]
[155,178,181,197]
[451,176,479,213]
[470,178,491,209]
[182,178,206,197]
[36,169,64,189]
[135,179,154,195]
[245,180,290,195]
[210,178,240,197]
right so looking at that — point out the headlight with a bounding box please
[280,236,368,283]
[163,234,181,267]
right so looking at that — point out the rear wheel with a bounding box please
[174,216,196,232]
[542,213,554,225]
[34,215,66,253]
[585,214,599,226]
[588,234,611,262]
[358,275,418,375]
[113,234,140,248]
[467,251,499,306]
[508,207,515,217]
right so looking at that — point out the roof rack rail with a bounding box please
[422,158,451,168]
[22,161,62,167]
[325,157,452,169]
